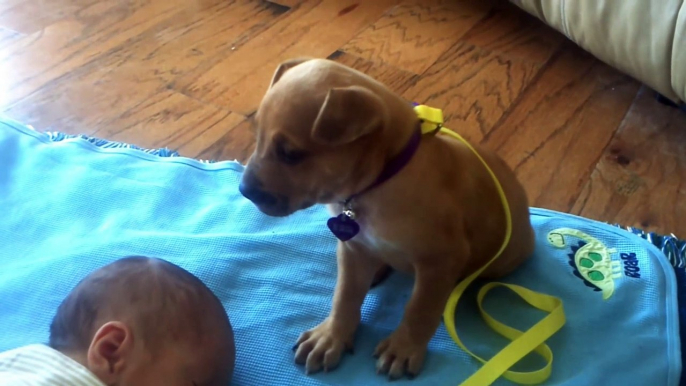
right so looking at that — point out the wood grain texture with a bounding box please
[175,0,401,115]
[5,56,244,157]
[459,3,564,65]
[0,0,93,34]
[572,87,686,237]
[91,91,246,157]
[403,8,564,144]
[486,45,641,213]
[1,0,285,108]
[1,0,184,107]
[328,50,418,94]
[91,0,289,85]
[196,118,257,163]
[340,0,490,74]
[2,0,286,140]
[4,56,168,135]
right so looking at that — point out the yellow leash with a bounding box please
[414,105,566,386]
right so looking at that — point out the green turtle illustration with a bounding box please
[548,228,622,300]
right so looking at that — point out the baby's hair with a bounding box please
[48,256,232,357]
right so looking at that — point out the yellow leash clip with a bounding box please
[414,105,566,386]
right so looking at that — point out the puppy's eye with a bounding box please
[275,141,308,165]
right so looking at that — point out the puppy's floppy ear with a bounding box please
[269,57,313,88]
[311,86,387,146]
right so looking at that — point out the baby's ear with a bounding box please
[86,321,133,383]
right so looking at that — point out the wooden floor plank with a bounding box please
[340,0,490,74]
[1,0,284,107]
[174,0,401,115]
[402,8,563,144]
[0,0,96,34]
[2,0,286,131]
[486,46,641,213]
[90,91,246,157]
[572,87,686,237]
[328,50,418,94]
[0,0,185,107]
[196,118,257,163]
[98,0,289,85]
[459,3,564,65]
[4,57,177,136]
[5,55,245,156]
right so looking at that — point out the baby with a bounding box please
[0,256,236,385]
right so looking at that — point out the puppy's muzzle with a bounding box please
[239,179,277,207]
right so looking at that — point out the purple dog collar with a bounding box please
[327,126,423,241]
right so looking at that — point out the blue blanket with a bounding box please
[0,118,680,385]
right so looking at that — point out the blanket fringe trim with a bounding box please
[43,131,685,268]
[44,131,217,163]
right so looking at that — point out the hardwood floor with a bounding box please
[1,0,684,237]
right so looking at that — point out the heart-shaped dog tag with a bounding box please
[327,214,360,241]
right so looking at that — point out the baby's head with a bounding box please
[48,256,235,386]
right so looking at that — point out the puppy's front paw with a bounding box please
[374,327,428,380]
[293,318,354,374]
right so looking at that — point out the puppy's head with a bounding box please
[239,58,390,217]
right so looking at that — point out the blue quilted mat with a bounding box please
[0,118,681,386]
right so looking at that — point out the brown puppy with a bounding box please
[239,58,535,380]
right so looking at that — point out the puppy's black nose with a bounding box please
[239,180,277,206]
